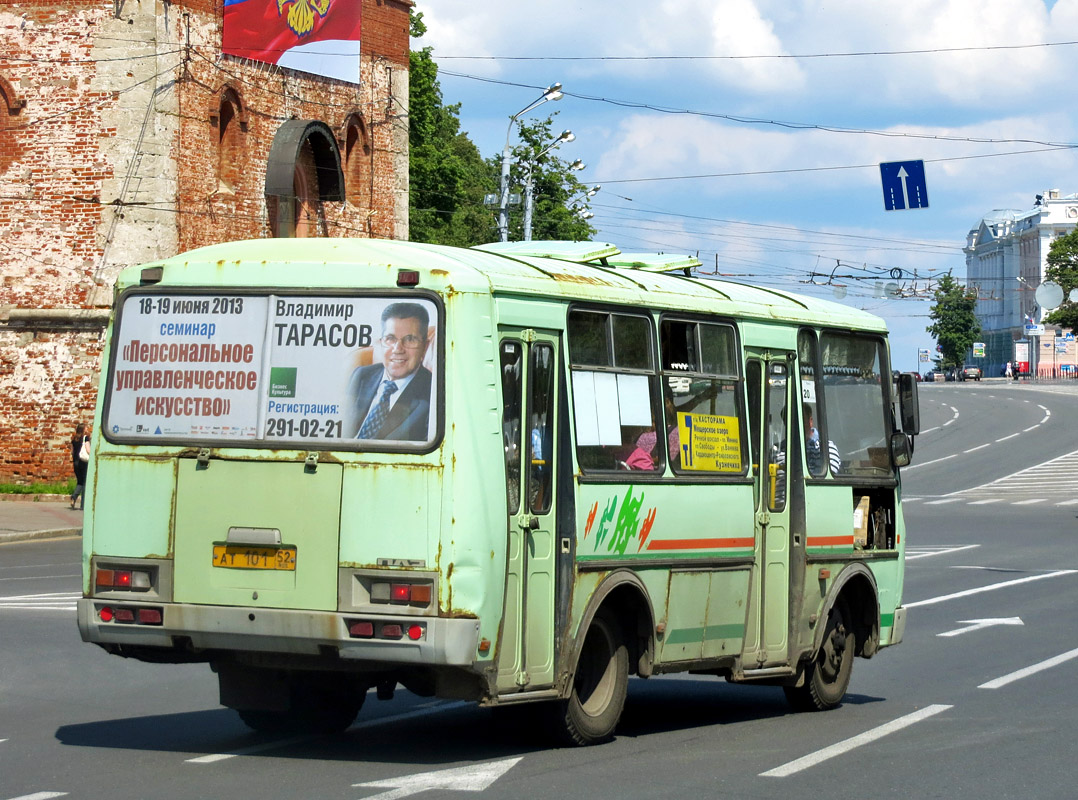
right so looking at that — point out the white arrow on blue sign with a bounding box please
[880,160,929,211]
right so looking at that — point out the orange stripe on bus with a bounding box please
[647,538,755,551]
[807,536,855,547]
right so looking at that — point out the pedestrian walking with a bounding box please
[70,422,90,510]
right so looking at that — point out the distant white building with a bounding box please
[963,189,1077,372]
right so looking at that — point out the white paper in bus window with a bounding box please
[801,379,817,404]
[572,371,600,445]
[593,372,623,446]
[616,373,652,425]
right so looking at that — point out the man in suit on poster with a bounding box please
[346,302,432,441]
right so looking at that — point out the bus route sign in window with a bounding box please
[104,292,440,449]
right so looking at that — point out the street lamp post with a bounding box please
[521,131,575,241]
[498,83,563,242]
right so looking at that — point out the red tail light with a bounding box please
[407,624,424,641]
[382,624,403,639]
[137,608,162,625]
[349,621,374,638]
[114,608,135,623]
[99,606,114,622]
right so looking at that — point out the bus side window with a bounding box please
[660,318,744,474]
[568,309,660,473]
[819,333,890,478]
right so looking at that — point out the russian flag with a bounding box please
[223,0,362,83]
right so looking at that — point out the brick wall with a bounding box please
[0,0,411,483]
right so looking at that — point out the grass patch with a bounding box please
[0,480,75,495]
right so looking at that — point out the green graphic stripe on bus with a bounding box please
[576,551,753,563]
[583,489,658,555]
[665,624,746,645]
[881,613,894,628]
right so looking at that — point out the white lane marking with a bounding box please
[905,570,1077,608]
[353,757,522,800]
[186,735,315,764]
[1023,425,1040,432]
[903,452,959,471]
[995,433,1020,443]
[968,499,1003,505]
[1011,498,1046,505]
[938,617,1024,637]
[979,647,1078,689]
[963,444,990,454]
[923,498,964,505]
[0,592,80,611]
[904,545,980,561]
[760,705,952,777]
[919,426,941,434]
[1057,499,1078,506]
[5,794,69,800]
[186,701,470,764]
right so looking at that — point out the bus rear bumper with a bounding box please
[77,598,480,667]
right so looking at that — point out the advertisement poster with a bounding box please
[222,0,362,84]
[106,294,437,448]
[677,413,742,472]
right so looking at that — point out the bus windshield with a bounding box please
[103,291,441,450]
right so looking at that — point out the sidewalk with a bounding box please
[0,495,83,544]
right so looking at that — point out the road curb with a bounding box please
[0,527,82,544]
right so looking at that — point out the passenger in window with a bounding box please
[803,404,841,475]
[625,430,657,470]
[347,302,432,441]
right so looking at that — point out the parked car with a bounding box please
[923,370,938,382]
[962,365,982,381]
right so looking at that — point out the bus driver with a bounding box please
[346,302,432,441]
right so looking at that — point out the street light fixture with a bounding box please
[498,83,563,242]
[522,130,575,241]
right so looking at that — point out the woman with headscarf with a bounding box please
[625,430,657,471]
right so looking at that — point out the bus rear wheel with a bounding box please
[235,673,365,734]
[785,599,854,712]
[552,609,628,746]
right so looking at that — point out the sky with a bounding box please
[413,0,1078,371]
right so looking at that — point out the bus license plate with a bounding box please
[212,545,296,571]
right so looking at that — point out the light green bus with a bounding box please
[78,237,919,745]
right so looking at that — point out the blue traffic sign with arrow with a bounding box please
[880,160,929,211]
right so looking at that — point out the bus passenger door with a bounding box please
[496,331,559,692]
[744,352,792,668]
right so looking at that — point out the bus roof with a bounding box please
[125,238,887,333]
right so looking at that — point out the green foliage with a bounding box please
[498,115,597,243]
[1042,228,1078,332]
[926,273,981,368]
[407,9,597,246]
[0,480,75,495]
[408,10,495,245]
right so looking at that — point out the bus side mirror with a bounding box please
[891,432,912,468]
[897,373,920,435]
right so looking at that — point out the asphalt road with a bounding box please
[3,381,1078,799]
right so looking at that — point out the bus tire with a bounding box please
[236,674,364,734]
[785,598,854,712]
[553,609,628,746]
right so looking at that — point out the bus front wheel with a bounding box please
[785,598,854,712]
[552,609,628,746]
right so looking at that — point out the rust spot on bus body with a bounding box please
[548,272,617,287]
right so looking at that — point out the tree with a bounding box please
[926,273,981,369]
[1042,228,1078,332]
[407,11,597,245]
[495,115,597,243]
[407,11,494,245]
